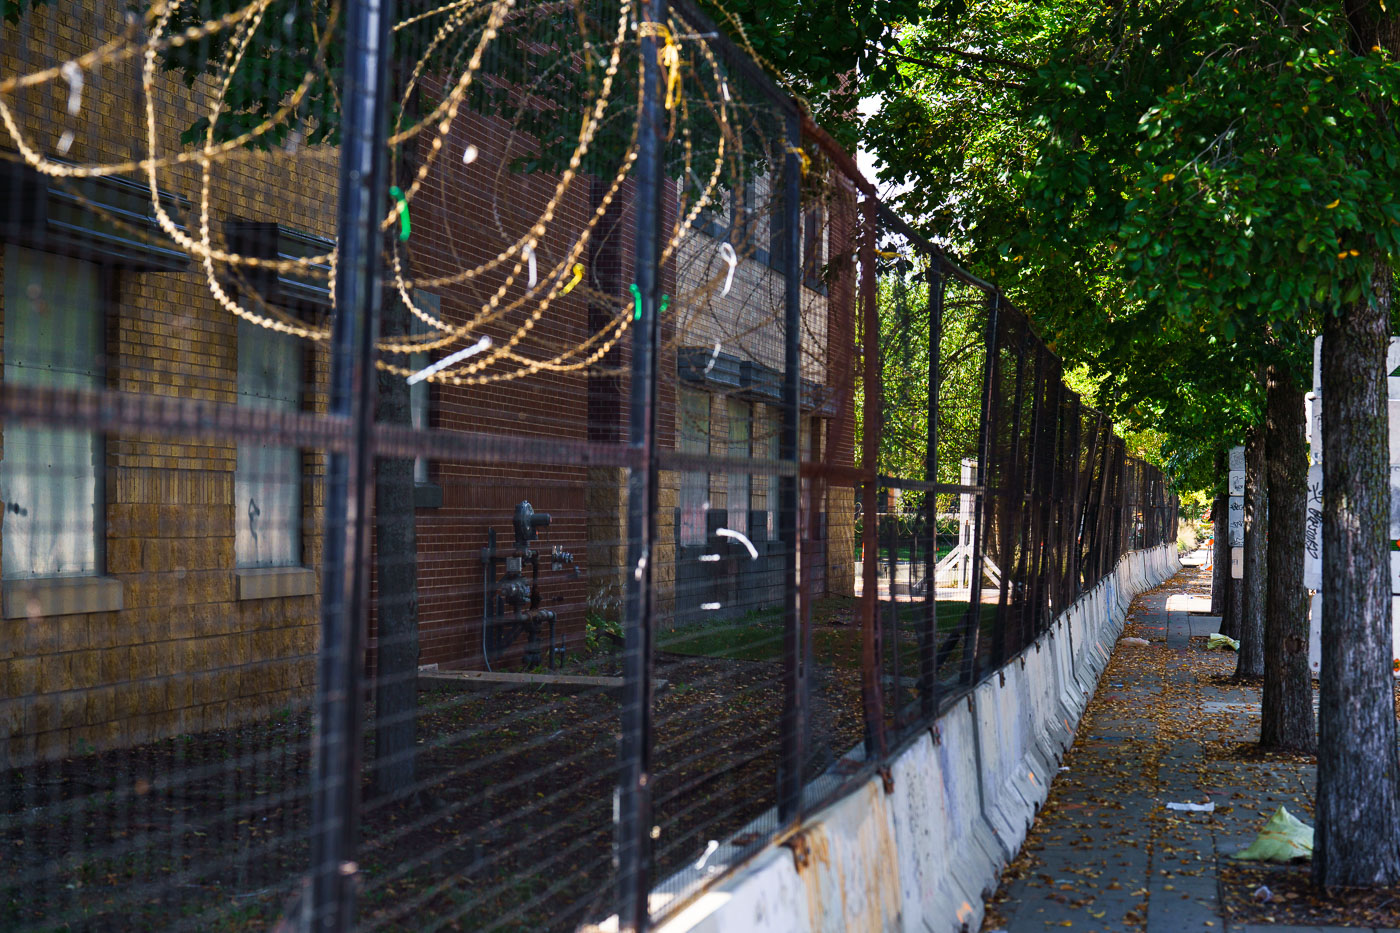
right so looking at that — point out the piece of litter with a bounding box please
[1206,633,1240,651]
[1058,766,1070,772]
[1166,801,1215,812]
[700,602,721,610]
[1253,884,1272,902]
[1121,636,1149,646]
[1233,806,1313,862]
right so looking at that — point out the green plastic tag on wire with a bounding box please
[389,185,411,242]
[629,284,670,321]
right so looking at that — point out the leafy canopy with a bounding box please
[869,0,1400,489]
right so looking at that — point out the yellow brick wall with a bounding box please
[826,485,856,597]
[0,5,336,765]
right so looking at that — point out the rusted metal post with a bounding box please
[617,0,666,926]
[920,262,943,718]
[859,195,885,758]
[306,0,394,924]
[307,0,393,926]
[962,294,1000,686]
[778,111,806,824]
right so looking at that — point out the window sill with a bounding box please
[414,481,443,509]
[236,566,317,601]
[3,575,124,619]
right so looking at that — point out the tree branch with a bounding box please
[888,45,1035,74]
[887,51,1029,90]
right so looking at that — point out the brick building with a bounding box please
[0,6,857,764]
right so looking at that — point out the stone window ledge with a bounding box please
[236,566,317,601]
[3,575,124,619]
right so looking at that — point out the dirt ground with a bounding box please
[1,597,883,932]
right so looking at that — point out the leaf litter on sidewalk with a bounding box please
[982,565,1400,932]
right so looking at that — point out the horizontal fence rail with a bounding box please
[0,1,1177,931]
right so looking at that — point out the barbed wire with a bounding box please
[0,0,825,389]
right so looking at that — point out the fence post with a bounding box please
[778,112,806,823]
[993,328,1029,666]
[1067,396,1082,598]
[962,293,1000,686]
[921,263,943,717]
[307,0,395,927]
[859,196,886,758]
[618,0,666,927]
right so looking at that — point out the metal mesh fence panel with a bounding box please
[0,0,1178,929]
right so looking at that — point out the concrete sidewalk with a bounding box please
[982,565,1395,933]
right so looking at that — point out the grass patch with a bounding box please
[658,596,995,670]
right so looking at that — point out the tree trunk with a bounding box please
[1235,422,1266,679]
[1315,267,1400,887]
[1312,4,1400,889]
[1260,365,1314,751]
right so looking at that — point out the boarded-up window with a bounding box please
[760,404,781,538]
[409,292,440,486]
[678,387,709,546]
[235,319,302,568]
[0,245,104,578]
[726,398,750,536]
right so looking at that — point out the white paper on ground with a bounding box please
[1166,801,1215,812]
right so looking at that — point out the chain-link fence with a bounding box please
[0,0,1177,929]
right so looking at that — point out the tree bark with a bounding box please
[1235,422,1266,679]
[1312,4,1400,889]
[1315,267,1400,887]
[1260,365,1315,751]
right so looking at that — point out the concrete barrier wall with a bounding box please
[655,543,1180,933]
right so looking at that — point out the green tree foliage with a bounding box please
[869,0,1400,493]
[855,261,987,519]
[1025,2,1400,327]
[874,0,1400,883]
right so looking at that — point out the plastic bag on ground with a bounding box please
[1206,633,1240,651]
[1232,806,1313,862]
